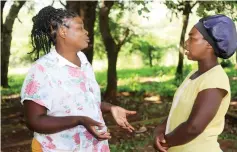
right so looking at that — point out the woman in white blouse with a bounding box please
[21,6,136,152]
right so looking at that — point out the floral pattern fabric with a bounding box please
[21,48,109,152]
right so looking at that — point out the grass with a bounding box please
[1,65,237,98]
[110,136,152,152]
[1,74,25,96]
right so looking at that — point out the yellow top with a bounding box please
[166,65,230,152]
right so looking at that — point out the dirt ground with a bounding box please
[1,93,237,152]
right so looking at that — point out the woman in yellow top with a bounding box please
[153,14,237,152]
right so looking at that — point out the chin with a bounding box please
[80,44,88,50]
[187,56,194,61]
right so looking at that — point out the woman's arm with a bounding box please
[100,102,113,113]
[100,102,136,132]
[163,88,227,147]
[24,100,111,140]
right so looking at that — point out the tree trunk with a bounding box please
[175,2,191,79]
[235,52,237,69]
[99,1,118,102]
[148,48,153,67]
[105,50,119,102]
[1,1,25,88]
[66,1,97,64]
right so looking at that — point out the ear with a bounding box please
[206,42,213,50]
[58,26,67,39]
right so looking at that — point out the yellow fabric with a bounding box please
[167,65,230,152]
[32,138,43,152]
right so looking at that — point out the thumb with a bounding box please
[159,134,166,143]
[126,110,137,115]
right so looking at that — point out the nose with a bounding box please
[184,39,188,49]
[84,30,88,35]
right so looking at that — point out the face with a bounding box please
[61,17,89,50]
[184,27,211,61]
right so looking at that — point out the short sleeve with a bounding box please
[20,63,53,110]
[198,71,230,94]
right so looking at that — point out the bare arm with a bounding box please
[24,100,111,142]
[24,100,88,134]
[100,102,114,113]
[163,88,227,147]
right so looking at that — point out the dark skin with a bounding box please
[24,17,136,141]
[153,27,227,151]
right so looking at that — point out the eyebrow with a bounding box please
[189,32,193,36]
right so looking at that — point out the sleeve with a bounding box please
[20,64,53,110]
[198,72,230,94]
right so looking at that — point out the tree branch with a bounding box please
[191,1,198,9]
[99,1,116,53]
[51,0,55,6]
[4,1,25,32]
[117,28,130,51]
[17,16,22,23]
[59,0,66,8]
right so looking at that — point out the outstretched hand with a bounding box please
[111,106,136,132]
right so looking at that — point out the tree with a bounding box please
[165,1,197,79]
[99,1,128,101]
[165,1,237,78]
[132,36,162,67]
[1,1,26,88]
[66,1,97,64]
[99,1,149,101]
[196,1,237,68]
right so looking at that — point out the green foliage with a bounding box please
[220,59,234,68]
[110,136,152,152]
[197,1,237,19]
[131,35,162,67]
[219,132,237,140]
[2,66,236,99]
[1,74,25,96]
[164,1,197,19]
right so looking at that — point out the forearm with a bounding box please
[164,121,201,147]
[26,115,85,134]
[100,102,115,113]
[160,118,168,129]
[154,118,167,135]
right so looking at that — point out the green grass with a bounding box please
[1,74,25,96]
[219,132,237,140]
[110,136,152,152]
[1,65,236,98]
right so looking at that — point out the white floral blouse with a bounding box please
[20,48,110,152]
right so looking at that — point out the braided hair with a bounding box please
[30,6,78,59]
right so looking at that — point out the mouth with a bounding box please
[184,50,189,55]
[85,37,90,43]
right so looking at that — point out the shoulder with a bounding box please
[28,52,57,74]
[205,65,229,83]
[199,65,230,92]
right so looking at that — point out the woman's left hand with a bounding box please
[111,106,136,132]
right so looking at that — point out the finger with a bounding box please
[99,132,110,136]
[98,134,111,140]
[155,137,167,152]
[126,110,137,115]
[158,134,166,144]
[122,125,133,132]
[124,121,135,131]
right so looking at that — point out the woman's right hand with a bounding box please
[153,124,168,152]
[80,116,111,141]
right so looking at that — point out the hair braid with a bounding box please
[30,6,78,59]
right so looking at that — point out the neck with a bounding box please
[198,56,218,73]
[55,43,79,62]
